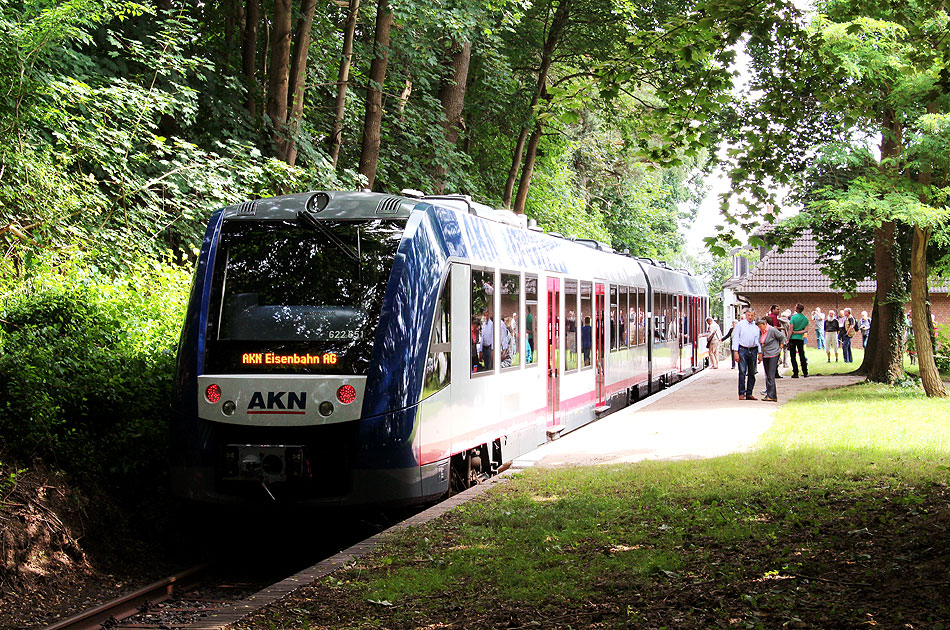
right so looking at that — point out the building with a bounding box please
[722,231,950,333]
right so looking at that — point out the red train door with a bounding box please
[594,283,606,407]
[547,277,561,430]
[691,296,700,367]
[676,294,684,373]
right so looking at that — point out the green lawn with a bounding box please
[238,382,950,630]
[793,344,865,375]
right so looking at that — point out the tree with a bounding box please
[328,0,361,167]
[358,0,393,189]
[716,0,950,395]
[265,0,317,165]
[432,38,472,194]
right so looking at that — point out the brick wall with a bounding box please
[736,292,950,329]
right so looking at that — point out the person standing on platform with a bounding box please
[859,310,871,349]
[812,307,826,350]
[788,303,809,378]
[705,316,723,368]
[732,308,762,400]
[757,316,787,402]
[721,319,738,368]
[841,307,857,363]
[824,309,840,362]
[778,309,791,372]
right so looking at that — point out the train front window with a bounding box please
[205,219,405,374]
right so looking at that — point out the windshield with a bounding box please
[205,218,406,374]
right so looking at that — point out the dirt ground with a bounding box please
[0,462,175,629]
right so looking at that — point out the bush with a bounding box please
[935,324,950,374]
[0,254,190,492]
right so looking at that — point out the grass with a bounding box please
[239,382,950,630]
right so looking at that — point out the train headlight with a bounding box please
[319,401,334,417]
[337,385,357,404]
[206,384,222,404]
[222,400,236,416]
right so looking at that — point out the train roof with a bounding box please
[219,191,418,221]
[215,190,705,295]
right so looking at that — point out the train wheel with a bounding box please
[449,447,484,494]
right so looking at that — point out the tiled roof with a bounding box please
[734,231,947,294]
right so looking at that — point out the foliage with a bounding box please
[0,253,190,491]
[934,324,950,373]
[0,3,362,277]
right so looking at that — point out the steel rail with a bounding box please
[42,565,208,630]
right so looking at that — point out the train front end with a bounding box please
[170,191,434,507]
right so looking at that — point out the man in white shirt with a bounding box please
[812,307,825,350]
[731,308,763,400]
[705,316,723,369]
[480,311,494,370]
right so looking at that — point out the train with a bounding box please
[170,190,709,507]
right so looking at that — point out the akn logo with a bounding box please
[247,391,307,415]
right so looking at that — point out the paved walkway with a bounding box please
[514,365,866,469]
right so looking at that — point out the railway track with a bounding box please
[37,504,428,630]
[41,565,209,630]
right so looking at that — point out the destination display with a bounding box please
[241,352,338,366]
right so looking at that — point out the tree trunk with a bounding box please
[266,0,293,159]
[224,0,237,58]
[910,226,946,396]
[502,0,571,209]
[358,0,393,190]
[865,221,906,384]
[285,0,318,167]
[513,122,544,212]
[328,0,361,168]
[862,108,906,383]
[432,40,472,194]
[503,126,531,208]
[242,0,260,118]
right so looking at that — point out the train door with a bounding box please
[689,297,706,367]
[546,277,561,430]
[676,294,684,373]
[594,282,606,407]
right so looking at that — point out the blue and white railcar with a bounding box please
[170,191,708,507]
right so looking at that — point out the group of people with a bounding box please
[704,303,810,402]
[471,310,521,373]
[811,307,869,363]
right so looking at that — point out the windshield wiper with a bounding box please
[297,210,359,263]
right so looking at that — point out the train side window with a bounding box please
[629,287,635,347]
[654,292,666,344]
[609,285,619,351]
[580,281,593,368]
[525,274,538,366]
[627,286,635,348]
[618,286,628,350]
[637,289,646,346]
[500,272,521,369]
[643,290,649,345]
[665,293,673,340]
[422,275,451,398]
[673,295,686,339]
[565,279,578,371]
[471,268,495,375]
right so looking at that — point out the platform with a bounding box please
[514,365,866,469]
